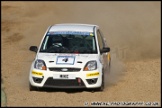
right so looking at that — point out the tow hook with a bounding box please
[78,78,81,86]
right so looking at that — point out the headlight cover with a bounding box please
[84,60,97,71]
[34,59,47,70]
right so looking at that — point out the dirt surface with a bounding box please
[1,1,161,107]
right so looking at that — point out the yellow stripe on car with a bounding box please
[32,71,43,76]
[86,72,99,77]
[107,53,111,61]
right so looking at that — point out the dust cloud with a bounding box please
[105,53,126,87]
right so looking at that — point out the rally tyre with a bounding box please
[108,56,111,73]
[100,72,105,91]
[95,71,104,92]
[29,83,37,91]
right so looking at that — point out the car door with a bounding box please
[97,29,108,70]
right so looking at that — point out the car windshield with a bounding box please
[39,31,98,54]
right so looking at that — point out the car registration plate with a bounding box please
[53,74,76,79]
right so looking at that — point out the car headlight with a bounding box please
[34,59,47,70]
[84,60,97,71]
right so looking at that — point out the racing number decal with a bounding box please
[56,56,75,65]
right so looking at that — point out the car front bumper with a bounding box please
[29,69,102,89]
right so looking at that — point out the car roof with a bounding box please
[49,23,99,32]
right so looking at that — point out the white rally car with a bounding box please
[29,23,111,91]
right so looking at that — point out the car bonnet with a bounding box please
[36,53,99,68]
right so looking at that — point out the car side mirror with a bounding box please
[29,46,38,53]
[100,47,110,53]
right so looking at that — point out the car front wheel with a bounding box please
[29,83,38,91]
[94,71,104,92]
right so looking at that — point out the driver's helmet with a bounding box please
[52,35,63,46]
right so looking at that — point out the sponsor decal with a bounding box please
[108,53,111,61]
[90,32,94,36]
[56,53,79,56]
[50,31,91,36]
[86,72,99,77]
[32,71,43,76]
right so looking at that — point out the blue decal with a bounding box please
[52,31,91,36]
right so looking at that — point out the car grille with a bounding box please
[43,77,85,88]
[48,67,81,72]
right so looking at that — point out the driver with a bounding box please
[52,36,63,47]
